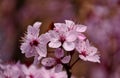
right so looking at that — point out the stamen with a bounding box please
[80,51,87,57]
[30,40,39,46]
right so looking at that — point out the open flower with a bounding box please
[41,48,71,72]
[48,30,77,51]
[48,20,87,51]
[76,40,100,63]
[20,22,50,61]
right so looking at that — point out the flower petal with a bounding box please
[76,25,87,32]
[55,48,64,58]
[61,55,71,64]
[20,43,30,53]
[39,33,50,44]
[63,42,75,51]
[88,46,98,55]
[27,25,39,36]
[54,23,64,30]
[54,23,68,33]
[78,33,86,40]
[25,49,36,58]
[48,30,59,41]
[33,55,41,65]
[65,31,77,42]
[48,41,61,48]
[65,20,75,28]
[27,22,41,37]
[55,64,63,73]
[41,57,56,67]
[33,22,42,28]
[35,45,47,57]
[87,55,100,63]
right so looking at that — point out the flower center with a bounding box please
[80,51,87,57]
[56,59,61,64]
[29,74,34,78]
[60,35,65,43]
[30,40,39,46]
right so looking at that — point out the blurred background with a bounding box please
[0,0,120,78]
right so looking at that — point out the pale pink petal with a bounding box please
[25,34,36,41]
[54,23,68,32]
[39,33,50,44]
[81,41,87,51]
[20,43,30,53]
[88,46,98,55]
[41,58,56,67]
[27,25,33,33]
[79,55,87,61]
[21,65,28,75]
[21,43,37,57]
[25,49,36,57]
[61,55,71,64]
[63,42,75,51]
[33,22,42,28]
[55,64,63,73]
[27,25,39,36]
[55,48,64,58]
[65,20,75,28]
[48,31,61,46]
[65,31,77,42]
[33,55,41,65]
[35,45,47,57]
[39,67,68,78]
[48,30,59,40]
[87,55,100,63]
[27,22,41,37]
[76,40,87,54]
[78,33,86,40]
[48,41,61,48]
[75,25,87,32]
[75,40,82,52]
[54,23,64,31]
[85,39,90,47]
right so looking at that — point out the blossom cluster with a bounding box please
[20,20,100,77]
[0,63,67,78]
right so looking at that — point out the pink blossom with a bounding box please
[48,30,77,51]
[38,67,68,78]
[20,22,50,61]
[41,48,71,72]
[0,63,68,78]
[48,20,87,51]
[0,63,25,78]
[76,40,100,63]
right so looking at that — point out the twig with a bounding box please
[69,50,75,66]
[63,64,71,78]
[70,58,79,68]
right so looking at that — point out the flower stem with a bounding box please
[63,64,71,78]
[70,58,79,68]
[69,50,75,66]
